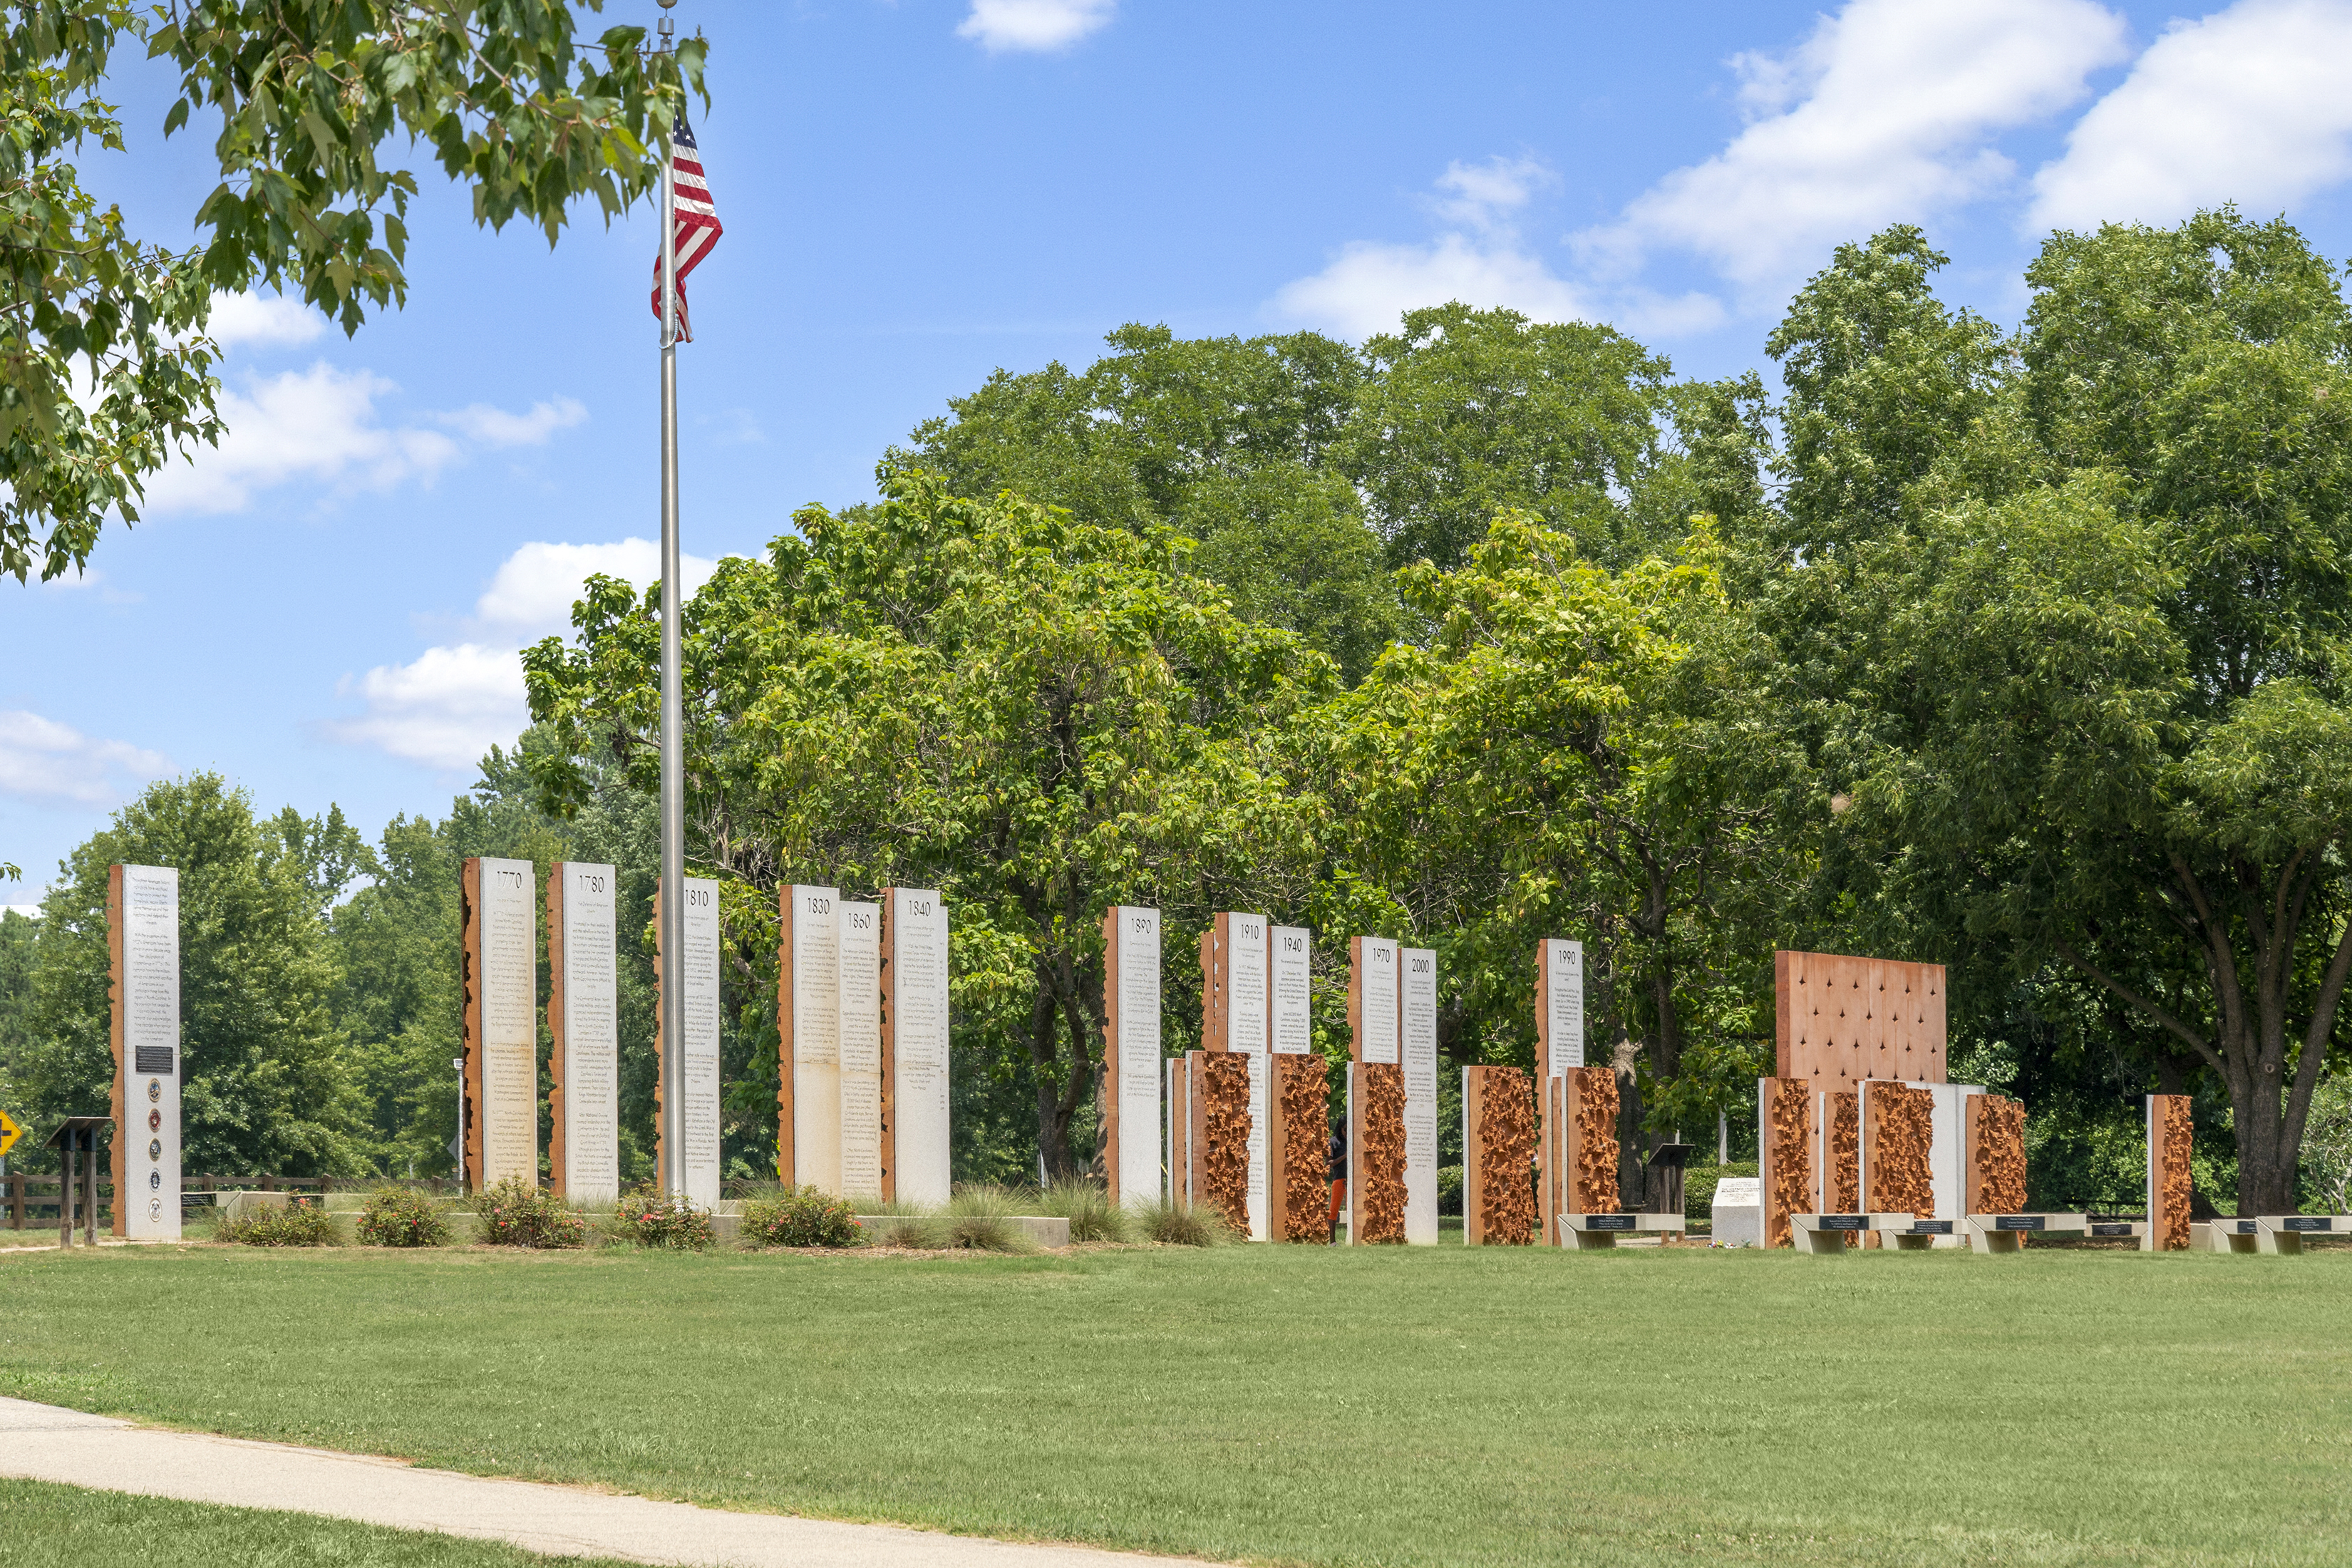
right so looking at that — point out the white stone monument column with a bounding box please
[837,900,883,1200]
[549,862,619,1204]
[1537,937,1583,1244]
[1104,905,1162,1207]
[110,864,180,1240]
[884,887,951,1205]
[1271,925,1312,1056]
[780,884,843,1192]
[1402,945,1438,1245]
[464,857,540,1192]
[674,876,724,1207]
[1220,912,1272,1239]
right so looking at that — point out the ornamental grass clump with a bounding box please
[607,1183,716,1250]
[355,1185,449,1247]
[217,1197,336,1247]
[475,1175,586,1249]
[740,1185,864,1249]
[942,1184,1036,1252]
[1135,1196,1228,1247]
[1036,1177,1130,1242]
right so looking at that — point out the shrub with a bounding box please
[1034,1177,1128,1242]
[217,1197,336,1247]
[607,1183,716,1251]
[356,1186,450,1248]
[1438,1164,1464,1217]
[1134,1197,1227,1247]
[741,1186,864,1249]
[475,1175,587,1249]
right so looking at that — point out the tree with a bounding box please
[4,1,704,584]
[10,774,366,1173]
[1338,303,1676,572]
[525,471,1335,1177]
[1803,212,2352,1213]
[902,322,1397,681]
[1324,510,1804,1178]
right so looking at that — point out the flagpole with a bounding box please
[655,0,686,1199]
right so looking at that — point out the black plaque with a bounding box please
[2232,1219,2258,1234]
[1994,1214,2043,1231]
[1907,1219,1954,1234]
[1585,1214,1636,1232]
[2090,1223,2135,1237]
[1824,1214,1867,1230]
[2284,1217,2332,1232]
[134,1045,173,1075]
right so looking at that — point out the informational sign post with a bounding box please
[463,857,540,1193]
[1401,945,1439,1245]
[110,864,180,1239]
[1225,913,1271,1241]
[883,887,951,1206]
[654,877,724,1207]
[1103,905,1162,1207]
[1271,926,1312,1056]
[779,884,844,1192]
[548,862,619,1204]
[838,900,884,1199]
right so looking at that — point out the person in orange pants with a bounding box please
[1326,1123,1348,1243]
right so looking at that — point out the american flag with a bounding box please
[650,115,722,342]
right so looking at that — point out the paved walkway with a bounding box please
[0,1398,1206,1567]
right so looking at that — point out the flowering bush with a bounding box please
[355,1185,450,1247]
[741,1186,863,1248]
[475,1175,587,1249]
[606,1183,716,1250]
[217,1196,335,1247]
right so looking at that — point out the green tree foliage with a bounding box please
[902,322,1396,681]
[4,1,705,584]
[1326,510,1804,1179]
[1341,302,1676,571]
[8,775,366,1173]
[525,471,1337,1177]
[1780,212,2352,1212]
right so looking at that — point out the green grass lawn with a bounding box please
[2,1242,2348,1566]
[0,1477,638,1567]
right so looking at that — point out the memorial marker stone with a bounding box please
[548,862,620,1204]
[1204,912,1272,1239]
[1103,904,1162,1207]
[1401,945,1438,1246]
[110,864,180,1239]
[838,900,884,1199]
[683,877,725,1205]
[779,884,844,1192]
[1271,924,1312,1055]
[463,857,539,1192]
[884,887,951,1206]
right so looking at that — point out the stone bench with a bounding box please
[2197,1214,2346,1254]
[1964,1212,2089,1254]
[1554,1212,1683,1250]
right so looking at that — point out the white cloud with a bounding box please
[139,363,460,515]
[1273,233,1602,342]
[438,397,589,449]
[331,540,720,770]
[203,292,327,349]
[957,0,1113,53]
[0,711,168,805]
[136,366,589,517]
[1578,0,2127,300]
[2029,0,2352,232]
[1271,155,1723,342]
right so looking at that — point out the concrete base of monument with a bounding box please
[1555,1212,1684,1249]
[856,1215,1072,1248]
[1964,1214,2090,1253]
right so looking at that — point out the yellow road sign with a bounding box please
[0,1110,19,1158]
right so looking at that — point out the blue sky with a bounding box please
[10,0,2352,898]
